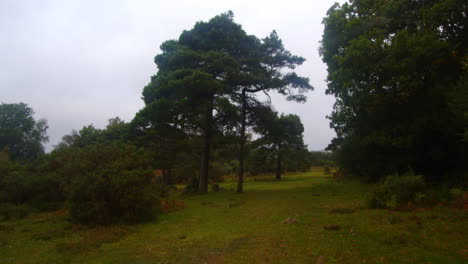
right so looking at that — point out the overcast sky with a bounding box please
[1,0,345,151]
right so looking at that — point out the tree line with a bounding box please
[2,0,466,224]
[130,11,312,192]
[321,0,467,183]
[0,12,316,224]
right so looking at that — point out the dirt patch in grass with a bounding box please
[323,224,341,231]
[383,234,410,246]
[161,199,185,213]
[32,209,68,223]
[55,225,130,255]
[0,224,14,232]
[31,227,68,241]
[190,236,253,264]
[228,199,245,208]
[329,207,355,214]
[386,215,404,225]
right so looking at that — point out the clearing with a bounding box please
[0,168,466,263]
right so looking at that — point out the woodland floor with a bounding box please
[0,167,467,264]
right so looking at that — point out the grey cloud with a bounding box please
[1,0,343,151]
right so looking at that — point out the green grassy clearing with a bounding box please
[0,168,466,264]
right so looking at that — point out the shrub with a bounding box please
[211,183,220,192]
[184,177,199,194]
[449,188,463,200]
[3,172,63,203]
[368,172,426,209]
[208,162,227,182]
[172,160,198,184]
[0,153,64,210]
[66,143,161,225]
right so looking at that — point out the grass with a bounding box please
[0,167,466,263]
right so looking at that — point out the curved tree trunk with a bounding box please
[237,90,247,193]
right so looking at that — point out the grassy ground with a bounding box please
[0,168,466,264]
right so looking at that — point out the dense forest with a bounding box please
[0,1,467,263]
[322,0,467,183]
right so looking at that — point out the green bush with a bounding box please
[211,183,220,192]
[2,172,64,204]
[66,143,161,225]
[184,177,199,194]
[368,172,426,209]
[449,188,463,200]
[0,152,65,210]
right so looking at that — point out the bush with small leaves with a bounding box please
[368,172,426,209]
[66,143,161,225]
[184,177,199,194]
[211,183,220,192]
[0,152,64,210]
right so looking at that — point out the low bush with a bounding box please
[0,152,65,210]
[1,172,64,206]
[211,183,220,192]
[184,177,199,194]
[66,143,162,225]
[368,172,426,209]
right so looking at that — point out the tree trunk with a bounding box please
[162,169,169,186]
[167,168,172,185]
[237,90,247,193]
[162,168,172,186]
[275,145,282,180]
[199,96,213,193]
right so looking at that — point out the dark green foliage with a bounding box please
[309,151,333,166]
[171,159,199,184]
[0,102,48,160]
[235,29,313,192]
[368,172,426,209]
[134,12,253,193]
[252,107,309,179]
[211,183,220,192]
[321,0,467,182]
[0,151,64,210]
[0,151,16,185]
[246,147,275,176]
[282,147,313,173]
[134,12,312,193]
[65,143,161,225]
[1,171,64,208]
[1,118,162,224]
[184,177,199,194]
[246,145,311,176]
[55,117,130,150]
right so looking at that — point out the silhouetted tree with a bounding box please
[234,30,313,192]
[0,102,48,160]
[321,0,467,181]
[253,106,307,179]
